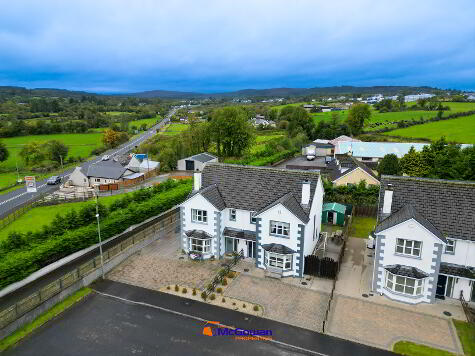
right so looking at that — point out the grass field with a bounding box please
[0,133,103,171]
[159,123,190,136]
[0,193,130,241]
[271,102,316,111]
[128,115,162,129]
[383,114,475,143]
[349,216,377,238]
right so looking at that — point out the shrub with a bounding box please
[182,288,187,294]
[253,305,259,311]
[201,292,207,300]
[216,287,222,294]
[175,285,179,292]
[232,302,236,306]
[221,278,228,286]
[227,271,235,279]
[166,286,170,290]
[192,288,196,296]
[222,298,226,303]
[210,294,216,301]
[242,304,246,308]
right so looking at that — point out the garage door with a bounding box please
[185,160,195,171]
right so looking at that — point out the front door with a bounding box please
[328,212,334,224]
[247,241,256,258]
[225,237,238,253]
[436,275,447,299]
[185,160,194,171]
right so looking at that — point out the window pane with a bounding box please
[406,240,413,248]
[405,286,414,295]
[388,273,394,282]
[395,284,404,293]
[416,287,422,295]
[405,247,412,254]
[387,281,393,289]
[396,238,403,246]
[396,246,404,253]
[413,248,420,256]
[396,276,405,284]
[406,278,415,287]
[413,241,421,249]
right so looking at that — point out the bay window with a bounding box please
[385,270,424,296]
[270,221,290,237]
[189,238,211,254]
[191,209,207,223]
[395,238,421,257]
[264,251,292,270]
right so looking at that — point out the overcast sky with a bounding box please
[0,0,474,93]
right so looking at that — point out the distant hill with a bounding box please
[0,85,447,100]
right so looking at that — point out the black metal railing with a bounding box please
[460,291,475,324]
[204,249,244,297]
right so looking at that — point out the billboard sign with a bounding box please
[25,176,37,193]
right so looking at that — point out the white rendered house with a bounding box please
[179,163,324,277]
[372,176,475,304]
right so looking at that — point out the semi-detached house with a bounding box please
[179,163,324,277]
[372,176,475,304]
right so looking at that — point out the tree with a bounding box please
[209,107,255,157]
[400,147,430,177]
[278,106,315,138]
[19,141,45,165]
[46,140,68,164]
[0,141,8,162]
[377,154,401,177]
[102,129,129,148]
[346,103,371,135]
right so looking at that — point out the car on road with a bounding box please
[47,176,62,185]
[102,155,110,161]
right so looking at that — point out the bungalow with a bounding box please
[372,176,475,304]
[68,159,136,187]
[302,142,334,158]
[327,155,379,186]
[179,163,324,278]
[177,153,218,171]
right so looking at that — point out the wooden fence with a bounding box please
[353,205,378,217]
[98,169,159,191]
[0,207,179,331]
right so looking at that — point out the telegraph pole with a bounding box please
[95,190,105,279]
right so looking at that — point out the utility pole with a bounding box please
[60,155,63,171]
[15,159,20,183]
[95,190,105,279]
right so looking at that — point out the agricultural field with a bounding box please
[271,102,317,111]
[128,115,162,129]
[159,123,189,136]
[0,193,128,241]
[0,132,103,171]
[383,114,475,143]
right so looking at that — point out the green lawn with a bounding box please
[393,341,455,356]
[0,172,22,190]
[0,193,129,241]
[0,288,92,352]
[128,115,162,129]
[255,133,285,143]
[453,320,475,356]
[349,216,376,238]
[159,123,190,136]
[0,133,103,171]
[382,114,475,143]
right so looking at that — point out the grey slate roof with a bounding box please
[261,243,296,254]
[198,184,226,211]
[378,176,475,241]
[188,152,217,163]
[198,163,320,220]
[328,155,378,182]
[223,227,256,241]
[185,229,213,240]
[87,160,127,179]
[439,263,475,279]
[375,204,447,243]
[384,264,429,279]
[256,192,310,223]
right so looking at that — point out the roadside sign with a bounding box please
[25,176,37,193]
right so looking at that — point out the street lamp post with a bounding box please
[95,189,105,279]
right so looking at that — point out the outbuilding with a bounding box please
[177,152,218,171]
[322,202,346,226]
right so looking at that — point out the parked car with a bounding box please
[47,176,61,185]
[102,155,110,161]
[366,231,375,249]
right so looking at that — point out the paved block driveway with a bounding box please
[326,295,462,354]
[224,274,330,332]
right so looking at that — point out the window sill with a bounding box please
[383,286,424,299]
[269,233,290,239]
[394,252,422,260]
[191,220,208,225]
[444,251,455,255]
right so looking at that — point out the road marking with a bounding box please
[92,289,329,356]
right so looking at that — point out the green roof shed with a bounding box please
[322,202,346,226]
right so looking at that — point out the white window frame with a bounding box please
[385,270,424,297]
[250,211,257,224]
[395,238,422,258]
[189,238,211,254]
[444,239,456,254]
[264,251,292,270]
[229,209,237,222]
[191,209,207,223]
[270,220,290,238]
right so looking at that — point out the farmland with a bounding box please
[159,123,189,136]
[128,115,162,129]
[0,132,103,171]
[383,114,475,143]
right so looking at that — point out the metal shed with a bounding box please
[177,152,218,171]
[322,202,346,226]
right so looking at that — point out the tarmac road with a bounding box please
[0,107,176,218]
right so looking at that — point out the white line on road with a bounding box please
[93,289,329,356]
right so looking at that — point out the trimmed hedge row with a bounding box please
[0,180,192,289]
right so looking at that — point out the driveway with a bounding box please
[106,232,221,290]
[224,273,330,332]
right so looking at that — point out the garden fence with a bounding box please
[0,206,180,332]
[353,205,378,217]
[204,250,244,298]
